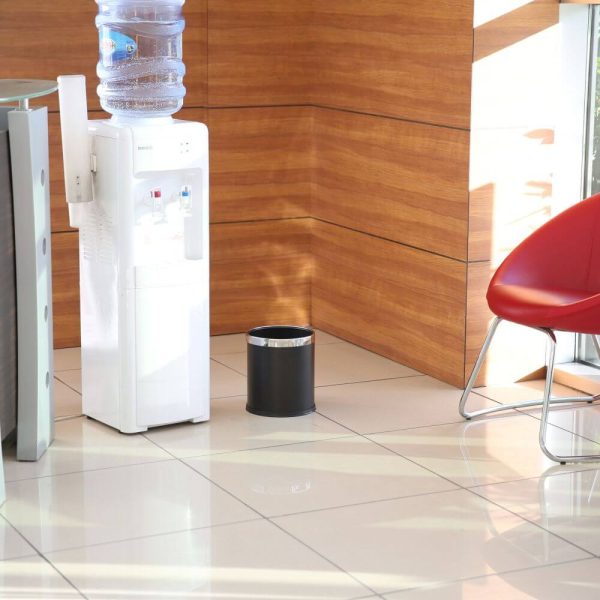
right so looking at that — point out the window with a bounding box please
[578,5,600,367]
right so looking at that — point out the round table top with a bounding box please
[0,79,58,104]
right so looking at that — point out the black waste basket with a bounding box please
[246,325,315,417]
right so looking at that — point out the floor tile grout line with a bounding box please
[212,353,426,389]
[315,407,600,531]
[314,411,464,493]
[265,518,378,597]
[142,435,267,521]
[470,389,600,424]
[2,457,177,484]
[0,552,38,563]
[268,486,461,520]
[48,348,600,594]
[148,432,360,460]
[0,515,87,598]
[365,425,600,500]
[38,517,265,557]
[314,374,425,389]
[464,485,597,557]
[0,514,38,562]
[212,332,430,369]
[53,375,82,397]
[462,463,600,490]
[468,389,600,452]
[54,414,84,422]
[382,556,599,597]
[514,406,600,447]
[38,553,89,599]
[212,351,425,387]
[313,394,504,436]
[210,356,247,378]
[142,430,377,597]
[40,388,600,547]
[146,431,483,521]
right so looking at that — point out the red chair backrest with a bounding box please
[490,193,600,293]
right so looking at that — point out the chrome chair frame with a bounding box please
[460,316,600,464]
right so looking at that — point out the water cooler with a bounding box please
[57,0,210,433]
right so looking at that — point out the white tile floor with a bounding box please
[2,332,600,598]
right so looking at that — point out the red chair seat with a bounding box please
[487,284,600,333]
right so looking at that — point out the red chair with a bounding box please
[460,193,600,464]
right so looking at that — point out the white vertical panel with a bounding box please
[8,107,54,461]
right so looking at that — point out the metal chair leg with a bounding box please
[460,318,599,427]
[538,329,600,464]
[459,317,502,419]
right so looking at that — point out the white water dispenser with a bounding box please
[57,0,209,433]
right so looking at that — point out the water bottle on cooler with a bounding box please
[95,0,186,118]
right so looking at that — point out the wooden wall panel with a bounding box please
[209,106,313,223]
[313,220,466,387]
[314,108,469,260]
[211,219,312,334]
[51,232,80,349]
[11,1,478,387]
[182,0,209,107]
[207,0,314,106]
[0,0,207,113]
[0,1,98,112]
[311,0,473,128]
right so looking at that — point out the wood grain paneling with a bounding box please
[51,232,80,349]
[5,0,483,388]
[314,108,469,260]
[182,0,208,107]
[312,220,466,387]
[474,0,559,62]
[0,1,99,112]
[209,106,313,223]
[207,0,314,106]
[0,0,207,114]
[312,0,473,128]
[211,219,312,334]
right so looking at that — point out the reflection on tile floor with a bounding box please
[1,330,599,598]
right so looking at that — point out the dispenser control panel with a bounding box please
[132,122,206,175]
